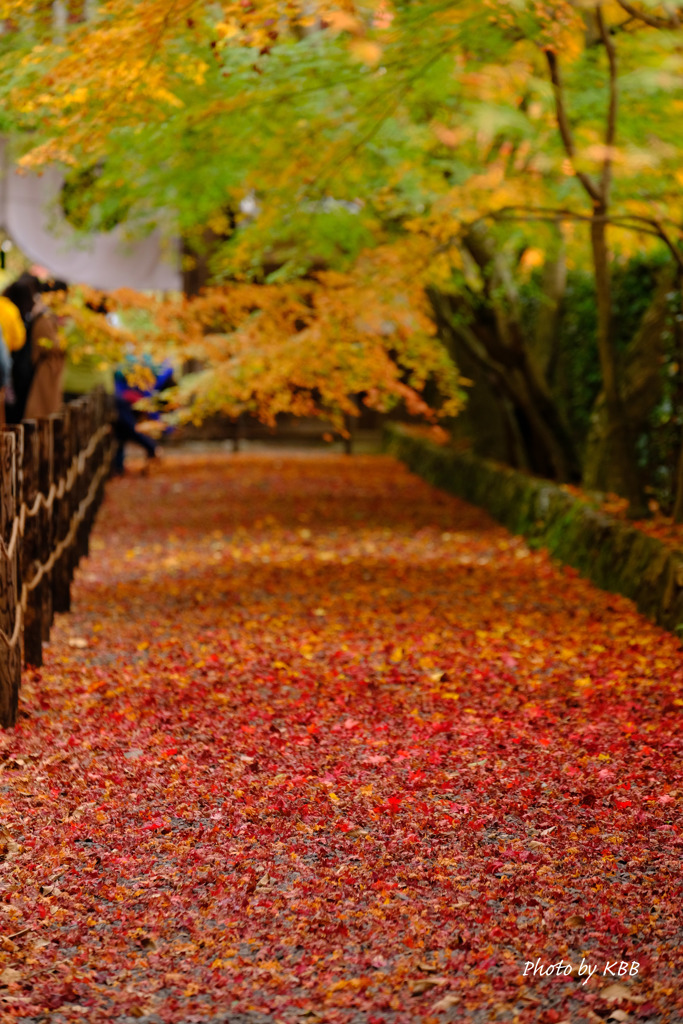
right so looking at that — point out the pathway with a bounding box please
[1,453,681,1023]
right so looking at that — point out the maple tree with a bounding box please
[58,257,466,434]
[1,452,682,1020]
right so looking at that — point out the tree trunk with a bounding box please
[673,443,683,522]
[530,244,567,379]
[515,348,580,481]
[445,228,580,481]
[181,233,215,298]
[672,269,683,523]
[428,285,579,481]
[181,213,236,297]
[589,211,646,513]
[583,266,672,500]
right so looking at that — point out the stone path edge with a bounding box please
[383,423,683,636]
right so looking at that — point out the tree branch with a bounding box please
[614,0,680,28]
[427,205,683,272]
[544,49,603,205]
[596,5,618,202]
[483,205,683,271]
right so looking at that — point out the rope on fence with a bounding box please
[0,424,110,564]
[0,454,111,651]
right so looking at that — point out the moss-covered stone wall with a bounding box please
[384,424,683,635]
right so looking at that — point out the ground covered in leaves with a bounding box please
[1,453,682,1024]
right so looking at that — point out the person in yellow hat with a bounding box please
[0,293,26,353]
[0,293,25,424]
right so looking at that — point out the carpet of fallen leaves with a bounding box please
[1,452,682,1024]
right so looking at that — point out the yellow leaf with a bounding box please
[520,248,545,270]
[325,11,363,34]
[349,39,382,65]
[216,22,238,39]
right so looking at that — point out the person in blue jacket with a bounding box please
[112,358,174,475]
[0,326,12,425]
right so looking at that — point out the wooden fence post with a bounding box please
[76,400,88,563]
[0,431,21,727]
[6,425,24,610]
[91,390,103,515]
[21,421,42,667]
[51,411,71,614]
[6,425,26,667]
[67,406,80,584]
[82,397,93,558]
[98,390,113,503]
[37,418,54,642]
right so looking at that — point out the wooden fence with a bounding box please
[0,389,112,728]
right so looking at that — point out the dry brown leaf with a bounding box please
[0,828,20,862]
[432,993,460,1012]
[565,914,586,927]
[417,961,439,973]
[411,976,448,995]
[600,982,645,1003]
[606,1011,630,1022]
[0,967,21,985]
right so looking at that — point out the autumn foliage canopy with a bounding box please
[2,1,683,486]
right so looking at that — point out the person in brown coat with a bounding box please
[4,274,66,421]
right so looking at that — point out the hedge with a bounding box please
[383,424,683,635]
